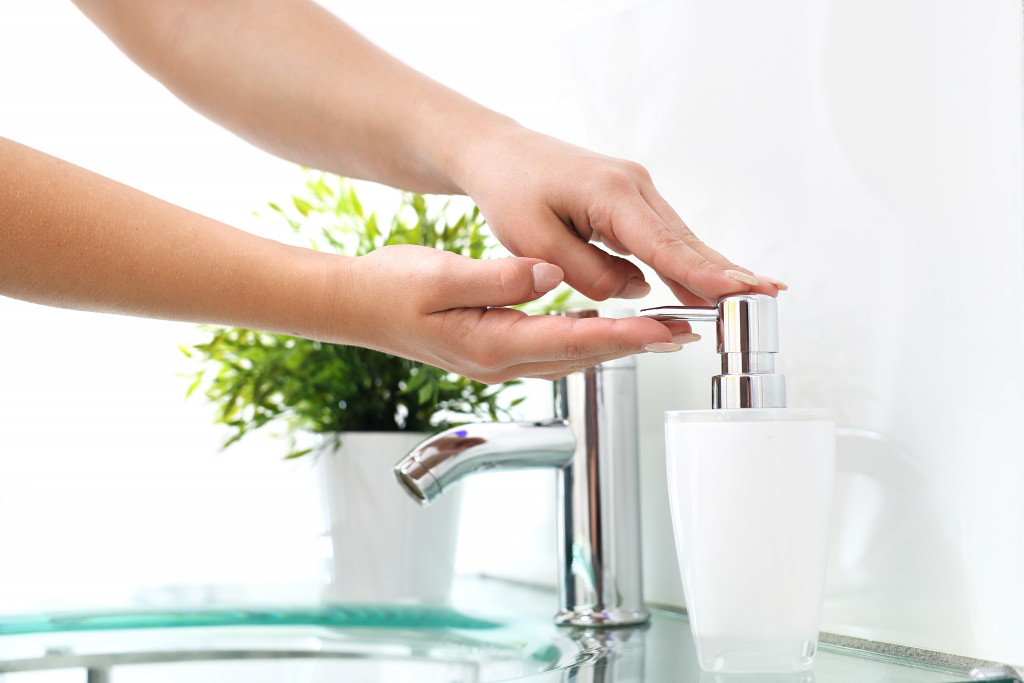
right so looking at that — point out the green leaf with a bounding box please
[184,375,202,399]
[412,194,426,215]
[348,186,363,218]
[365,213,380,245]
[182,171,525,458]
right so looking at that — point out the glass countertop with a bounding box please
[0,578,1013,682]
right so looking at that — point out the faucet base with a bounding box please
[555,607,651,628]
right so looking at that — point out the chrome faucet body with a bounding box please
[393,310,650,627]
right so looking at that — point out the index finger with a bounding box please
[643,187,786,297]
[612,195,763,304]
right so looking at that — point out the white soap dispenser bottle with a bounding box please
[646,295,836,675]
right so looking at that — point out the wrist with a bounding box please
[425,100,524,197]
[298,249,367,346]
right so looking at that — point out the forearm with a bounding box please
[66,0,778,307]
[69,0,511,195]
[0,136,343,338]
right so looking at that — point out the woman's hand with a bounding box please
[52,0,782,384]
[71,1,784,308]
[454,126,786,307]
[1,137,694,384]
[333,245,696,383]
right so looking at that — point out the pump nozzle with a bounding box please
[642,293,786,409]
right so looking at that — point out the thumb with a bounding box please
[438,256,563,309]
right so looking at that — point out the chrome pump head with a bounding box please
[643,293,786,409]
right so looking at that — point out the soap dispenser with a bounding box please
[645,294,836,675]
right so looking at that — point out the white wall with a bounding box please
[2,0,1022,668]
[337,0,1024,666]
[540,1,1024,665]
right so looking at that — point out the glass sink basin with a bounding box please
[0,580,583,682]
[0,605,577,681]
[0,579,1014,682]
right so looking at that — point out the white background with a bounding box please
[2,0,1023,667]
[1,1,328,608]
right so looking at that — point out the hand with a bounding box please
[335,245,695,383]
[72,0,782,307]
[457,126,786,306]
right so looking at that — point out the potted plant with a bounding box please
[183,172,567,603]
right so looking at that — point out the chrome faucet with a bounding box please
[392,309,650,627]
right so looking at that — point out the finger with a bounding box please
[428,253,565,310]
[752,274,789,291]
[638,187,787,301]
[658,273,715,307]
[426,308,696,383]
[661,320,695,338]
[475,312,675,370]
[595,193,756,304]
[516,330,704,380]
[512,209,651,301]
[514,340,702,379]
[515,351,645,379]
[594,233,630,255]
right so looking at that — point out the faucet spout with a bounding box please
[393,419,576,505]
[394,310,649,628]
[394,314,651,628]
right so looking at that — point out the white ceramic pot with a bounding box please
[314,431,463,604]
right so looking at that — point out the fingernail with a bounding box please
[643,341,684,353]
[755,274,789,291]
[672,332,702,345]
[532,263,564,292]
[619,277,651,299]
[723,269,760,286]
